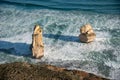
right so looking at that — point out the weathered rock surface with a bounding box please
[31,25,44,58]
[0,62,110,80]
[79,24,96,43]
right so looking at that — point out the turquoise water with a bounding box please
[0,0,120,80]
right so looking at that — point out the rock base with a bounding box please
[79,33,96,43]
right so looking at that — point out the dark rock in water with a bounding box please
[31,25,44,59]
[0,62,110,80]
[79,24,96,43]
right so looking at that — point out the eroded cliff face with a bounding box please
[0,62,110,80]
[79,24,96,43]
[31,25,44,58]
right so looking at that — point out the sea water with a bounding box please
[0,0,120,80]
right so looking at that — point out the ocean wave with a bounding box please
[0,0,120,14]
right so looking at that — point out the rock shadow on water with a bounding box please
[0,41,32,58]
[43,34,80,43]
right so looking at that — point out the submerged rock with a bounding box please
[31,25,44,58]
[0,62,110,80]
[79,24,96,43]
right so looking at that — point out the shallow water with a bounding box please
[0,0,120,80]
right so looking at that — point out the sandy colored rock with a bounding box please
[79,24,96,43]
[80,24,94,34]
[31,25,44,58]
[0,62,110,80]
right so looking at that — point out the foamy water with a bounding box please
[0,1,120,80]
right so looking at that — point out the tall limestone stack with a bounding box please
[79,24,96,43]
[31,25,44,58]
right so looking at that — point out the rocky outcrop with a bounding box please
[31,25,44,58]
[0,62,110,80]
[79,24,96,43]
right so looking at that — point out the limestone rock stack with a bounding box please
[31,25,44,58]
[79,24,96,43]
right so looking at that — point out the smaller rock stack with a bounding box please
[31,25,44,58]
[79,24,96,43]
